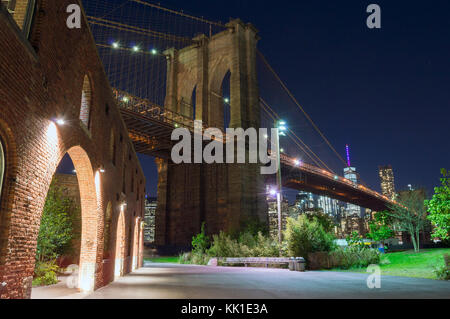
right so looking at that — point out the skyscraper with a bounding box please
[379,165,396,200]
[144,196,157,243]
[344,145,364,217]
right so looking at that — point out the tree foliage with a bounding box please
[367,210,395,243]
[36,179,80,262]
[387,189,428,252]
[303,208,336,233]
[425,169,450,240]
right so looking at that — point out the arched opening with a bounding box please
[80,75,93,129]
[221,71,231,129]
[110,129,116,166]
[104,202,112,256]
[191,85,197,120]
[132,217,140,271]
[0,137,5,202]
[31,146,99,297]
[209,63,231,129]
[114,205,125,279]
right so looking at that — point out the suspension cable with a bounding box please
[129,0,226,27]
[260,98,335,173]
[257,50,348,167]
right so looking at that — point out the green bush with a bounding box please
[434,265,450,280]
[331,246,380,269]
[192,223,209,254]
[207,231,281,258]
[33,261,60,287]
[284,215,335,258]
[434,254,450,280]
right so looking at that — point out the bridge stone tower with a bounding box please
[155,19,266,249]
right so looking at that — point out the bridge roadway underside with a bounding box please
[266,164,391,212]
[121,110,391,212]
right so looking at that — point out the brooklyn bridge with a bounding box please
[0,0,403,299]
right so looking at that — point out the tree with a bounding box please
[425,169,450,240]
[387,189,428,252]
[303,208,336,233]
[367,211,394,248]
[36,179,80,262]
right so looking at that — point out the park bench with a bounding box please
[221,257,305,271]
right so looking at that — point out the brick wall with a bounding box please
[0,0,146,298]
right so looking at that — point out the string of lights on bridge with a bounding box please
[110,41,159,55]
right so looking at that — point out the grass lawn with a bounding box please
[332,248,450,280]
[144,256,180,264]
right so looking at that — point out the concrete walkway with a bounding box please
[83,262,450,299]
[31,275,89,299]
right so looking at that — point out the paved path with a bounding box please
[83,263,450,299]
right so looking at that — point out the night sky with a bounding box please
[139,0,450,199]
[63,1,450,201]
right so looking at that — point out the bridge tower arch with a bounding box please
[156,19,266,249]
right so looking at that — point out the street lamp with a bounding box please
[275,120,287,243]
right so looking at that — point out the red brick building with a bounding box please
[0,0,145,298]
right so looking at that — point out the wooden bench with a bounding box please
[221,257,305,271]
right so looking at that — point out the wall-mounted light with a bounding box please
[54,118,65,125]
[99,165,105,173]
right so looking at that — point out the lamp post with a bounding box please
[275,120,286,243]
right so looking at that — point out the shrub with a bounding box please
[284,215,335,258]
[33,261,60,287]
[208,231,252,257]
[179,252,191,264]
[192,223,209,254]
[434,254,450,280]
[434,265,450,280]
[331,246,380,269]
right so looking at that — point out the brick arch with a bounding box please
[114,205,126,279]
[209,60,231,130]
[0,137,4,202]
[0,119,18,266]
[65,145,99,292]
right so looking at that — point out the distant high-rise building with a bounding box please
[144,196,157,243]
[379,165,396,200]
[294,191,345,219]
[344,145,364,217]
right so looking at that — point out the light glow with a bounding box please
[345,144,351,167]
[112,42,119,49]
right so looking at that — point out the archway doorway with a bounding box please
[31,146,99,297]
[114,205,126,279]
[132,217,141,271]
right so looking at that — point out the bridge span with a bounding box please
[115,89,396,212]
